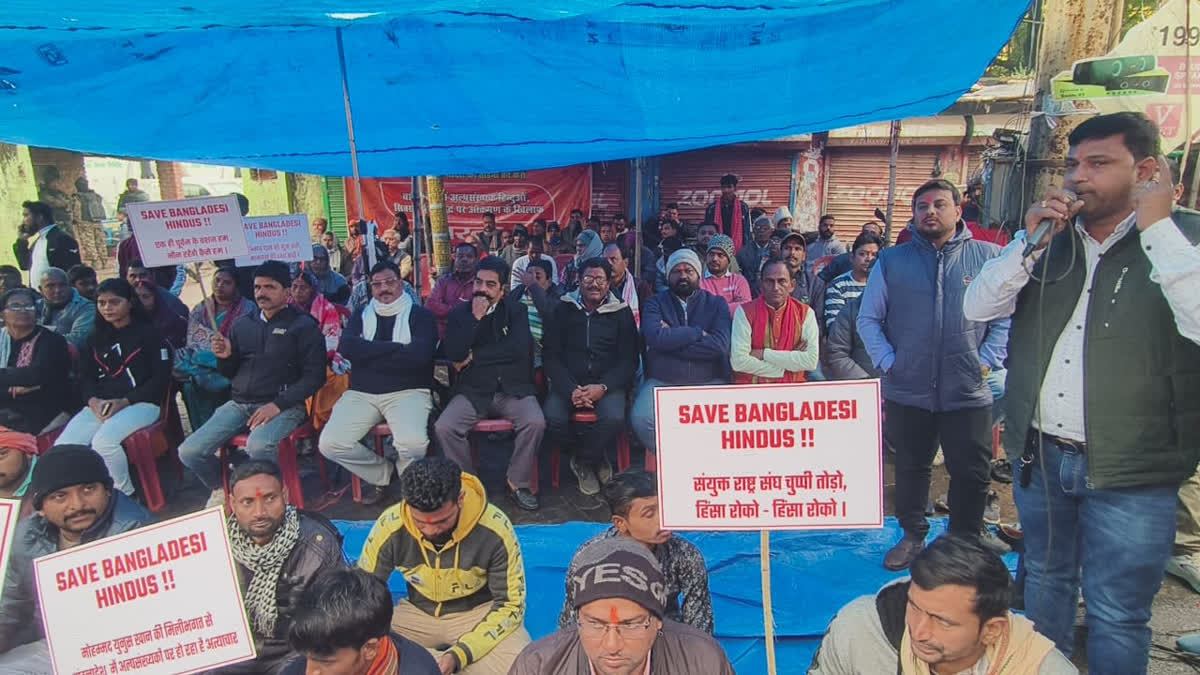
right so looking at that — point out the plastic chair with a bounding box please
[119,382,185,513]
[469,418,539,494]
[546,410,631,488]
[349,423,394,504]
[219,421,325,509]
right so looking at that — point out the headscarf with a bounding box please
[0,425,36,498]
[772,206,793,228]
[324,230,344,272]
[575,230,603,263]
[295,271,347,361]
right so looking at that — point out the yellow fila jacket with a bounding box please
[357,473,526,668]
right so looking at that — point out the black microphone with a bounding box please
[1022,191,1076,259]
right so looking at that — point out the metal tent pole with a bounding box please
[336,26,365,220]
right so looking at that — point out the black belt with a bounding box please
[1039,432,1087,454]
[1018,429,1088,487]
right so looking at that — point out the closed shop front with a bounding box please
[658,145,798,228]
[590,160,628,220]
[823,147,952,242]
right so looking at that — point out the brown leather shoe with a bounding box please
[883,536,925,571]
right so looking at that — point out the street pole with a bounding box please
[426,177,451,278]
[1023,0,1118,203]
[410,176,424,296]
[885,120,900,243]
[634,158,644,281]
[336,27,365,221]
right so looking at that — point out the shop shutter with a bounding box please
[591,160,629,220]
[658,146,795,226]
[823,147,943,241]
[325,176,348,239]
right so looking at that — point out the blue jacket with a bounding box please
[339,302,437,395]
[0,491,151,653]
[857,222,1005,412]
[642,288,732,385]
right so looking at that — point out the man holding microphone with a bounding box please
[964,112,1200,675]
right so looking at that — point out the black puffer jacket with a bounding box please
[443,297,536,413]
[219,306,326,410]
[232,511,345,662]
[542,291,638,395]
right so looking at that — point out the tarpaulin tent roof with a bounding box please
[1,1,1030,176]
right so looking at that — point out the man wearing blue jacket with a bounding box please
[632,249,732,455]
[858,179,1008,571]
[319,260,438,505]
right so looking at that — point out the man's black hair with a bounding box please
[369,260,402,279]
[613,213,627,222]
[128,258,148,271]
[851,232,884,253]
[455,241,478,255]
[229,460,283,491]
[288,569,393,657]
[819,214,836,224]
[571,208,585,217]
[400,457,462,512]
[910,534,1012,623]
[476,255,510,287]
[665,202,679,211]
[601,470,658,518]
[232,192,250,217]
[482,211,496,220]
[698,221,718,232]
[67,264,96,284]
[1068,111,1160,161]
[579,256,612,281]
[911,179,962,210]
[22,201,53,224]
[527,258,553,279]
[1167,156,1182,186]
[253,260,292,287]
[719,174,738,187]
[587,215,602,225]
[660,235,682,256]
[760,258,791,279]
[603,241,630,261]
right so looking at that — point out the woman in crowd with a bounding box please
[135,279,187,349]
[178,267,256,428]
[0,287,71,433]
[560,229,602,292]
[322,230,351,278]
[56,279,170,496]
[292,270,349,428]
[393,211,414,256]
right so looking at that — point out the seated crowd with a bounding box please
[0,174,1093,675]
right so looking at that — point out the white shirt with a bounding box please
[963,214,1200,441]
[730,302,820,378]
[29,224,54,287]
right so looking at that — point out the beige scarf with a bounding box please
[900,612,1055,675]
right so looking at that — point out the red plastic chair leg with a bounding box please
[617,432,631,472]
[131,435,165,513]
[277,436,306,510]
[549,446,560,489]
[645,449,657,473]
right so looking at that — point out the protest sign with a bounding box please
[234,214,313,266]
[127,195,249,267]
[654,380,883,531]
[34,507,255,675]
[0,499,18,603]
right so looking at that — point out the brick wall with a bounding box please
[156,160,184,201]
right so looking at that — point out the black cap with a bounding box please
[32,445,113,509]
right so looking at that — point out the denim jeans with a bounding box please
[178,400,307,490]
[1015,433,1178,674]
[631,378,724,453]
[57,403,161,496]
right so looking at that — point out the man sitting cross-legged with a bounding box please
[319,260,438,505]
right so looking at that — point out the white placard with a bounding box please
[654,381,884,531]
[0,498,19,603]
[34,508,255,675]
[234,214,313,266]
[127,196,249,267]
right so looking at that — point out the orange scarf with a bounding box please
[366,635,399,675]
[713,197,745,250]
[734,297,807,384]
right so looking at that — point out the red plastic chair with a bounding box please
[546,410,631,488]
[34,427,64,456]
[219,421,325,509]
[119,382,185,513]
[349,423,395,504]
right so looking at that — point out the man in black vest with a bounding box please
[964,112,1200,675]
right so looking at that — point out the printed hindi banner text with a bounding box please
[654,381,883,531]
[128,196,249,266]
[34,508,255,675]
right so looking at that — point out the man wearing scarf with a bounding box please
[319,260,438,505]
[730,259,819,384]
[603,242,651,328]
[284,569,438,675]
[225,460,346,674]
[809,535,1074,675]
[704,174,753,251]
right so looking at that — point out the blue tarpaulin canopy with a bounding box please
[1,1,1030,176]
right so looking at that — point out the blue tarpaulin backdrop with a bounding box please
[335,517,1018,673]
[1,1,1030,176]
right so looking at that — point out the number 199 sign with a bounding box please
[653,381,883,531]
